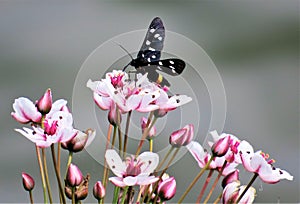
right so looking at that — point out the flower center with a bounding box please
[125,157,142,177]
[43,120,58,135]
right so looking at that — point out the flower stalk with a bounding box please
[203,161,227,204]
[35,146,47,204]
[178,156,214,203]
[235,173,258,204]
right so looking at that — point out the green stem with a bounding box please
[29,190,34,204]
[149,138,153,152]
[235,173,258,204]
[196,169,214,203]
[112,186,120,204]
[42,148,53,203]
[203,161,227,204]
[120,186,129,204]
[178,156,215,204]
[156,147,174,172]
[102,125,113,204]
[152,148,180,204]
[35,146,47,204]
[123,110,132,158]
[136,116,157,156]
[50,144,66,204]
[65,151,73,179]
[71,186,75,204]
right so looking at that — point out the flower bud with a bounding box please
[36,89,52,114]
[66,163,83,187]
[61,129,95,153]
[65,174,90,201]
[169,124,194,147]
[157,176,176,201]
[108,105,121,126]
[222,169,239,188]
[22,172,35,191]
[93,181,106,200]
[211,135,230,157]
[141,117,156,140]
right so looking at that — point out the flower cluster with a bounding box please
[183,130,293,203]
[12,70,293,204]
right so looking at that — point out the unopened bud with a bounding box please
[157,176,176,201]
[22,172,35,191]
[66,163,83,187]
[169,124,194,147]
[211,135,230,157]
[93,181,106,200]
[36,89,52,114]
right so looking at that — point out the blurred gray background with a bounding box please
[0,0,298,203]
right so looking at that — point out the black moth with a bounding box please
[123,17,185,87]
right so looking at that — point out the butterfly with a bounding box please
[123,17,185,87]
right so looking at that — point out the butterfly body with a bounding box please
[124,17,185,87]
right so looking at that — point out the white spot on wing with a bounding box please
[149,47,155,51]
[142,54,145,57]
[172,69,176,73]
[151,55,156,59]
[150,28,155,33]
[170,66,175,69]
[158,37,163,41]
[146,40,151,46]
[169,60,174,64]
[158,61,163,66]
[154,34,160,38]
[147,58,151,62]
[157,66,162,70]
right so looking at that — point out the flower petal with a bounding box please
[138,152,159,175]
[109,177,126,187]
[123,176,138,186]
[105,149,126,177]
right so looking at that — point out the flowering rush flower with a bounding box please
[12,89,77,147]
[86,70,192,114]
[105,149,159,187]
[187,141,238,176]
[222,181,256,204]
[240,150,293,184]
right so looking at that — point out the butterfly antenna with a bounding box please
[115,42,134,60]
[114,42,134,71]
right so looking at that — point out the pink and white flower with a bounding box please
[240,150,293,184]
[15,111,77,148]
[105,149,159,187]
[87,70,192,114]
[222,181,256,204]
[187,141,238,176]
[11,97,42,124]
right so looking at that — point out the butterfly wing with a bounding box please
[151,58,185,76]
[137,17,165,64]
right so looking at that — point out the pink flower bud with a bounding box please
[157,176,176,201]
[61,129,95,153]
[141,117,156,140]
[169,124,194,147]
[108,104,121,126]
[222,169,239,188]
[36,89,52,114]
[93,181,106,200]
[66,163,83,187]
[211,135,230,157]
[22,172,35,191]
[65,174,90,201]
